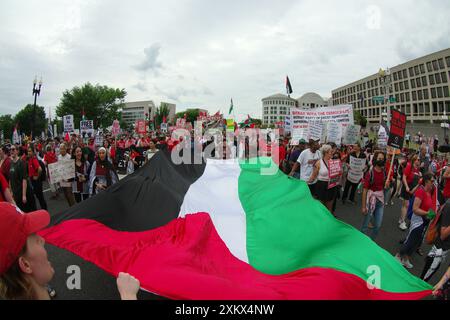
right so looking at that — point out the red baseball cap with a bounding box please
[0,203,50,275]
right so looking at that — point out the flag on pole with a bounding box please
[286,76,293,95]
[229,99,234,115]
[12,125,20,144]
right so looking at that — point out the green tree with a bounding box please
[354,110,367,128]
[176,109,201,124]
[14,104,47,136]
[0,114,15,140]
[155,103,171,126]
[56,83,126,130]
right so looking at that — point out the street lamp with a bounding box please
[378,68,392,128]
[31,76,43,140]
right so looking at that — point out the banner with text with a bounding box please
[290,105,354,130]
[48,159,75,185]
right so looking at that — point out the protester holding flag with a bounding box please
[361,151,387,241]
[395,173,437,269]
[26,147,47,211]
[0,203,141,300]
[9,145,36,213]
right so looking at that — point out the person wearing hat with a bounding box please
[0,203,141,300]
[289,139,321,197]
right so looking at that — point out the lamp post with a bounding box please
[378,68,392,129]
[31,76,43,140]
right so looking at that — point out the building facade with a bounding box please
[297,92,329,109]
[121,101,156,128]
[160,102,177,122]
[262,94,298,125]
[331,48,450,124]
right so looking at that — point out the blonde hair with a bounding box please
[320,144,332,157]
[0,244,35,300]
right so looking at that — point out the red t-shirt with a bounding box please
[0,172,9,202]
[403,162,420,184]
[44,152,57,165]
[28,157,40,178]
[117,140,126,149]
[414,187,434,213]
[363,168,385,192]
[1,157,11,182]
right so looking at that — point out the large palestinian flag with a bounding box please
[39,151,432,300]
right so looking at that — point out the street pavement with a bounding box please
[40,182,448,300]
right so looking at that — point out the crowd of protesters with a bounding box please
[0,126,449,300]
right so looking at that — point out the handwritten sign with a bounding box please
[63,115,74,133]
[326,122,342,145]
[48,159,75,185]
[347,156,366,184]
[343,124,361,145]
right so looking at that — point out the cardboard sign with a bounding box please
[347,156,367,183]
[326,122,342,145]
[48,159,75,184]
[80,120,95,139]
[63,115,74,133]
[328,159,342,189]
[343,124,361,145]
[308,122,323,141]
[388,110,407,149]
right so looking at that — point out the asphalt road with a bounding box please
[40,182,448,300]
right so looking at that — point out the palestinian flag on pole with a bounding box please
[286,76,293,95]
[39,152,432,300]
[229,99,234,115]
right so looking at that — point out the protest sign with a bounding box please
[326,122,342,145]
[328,159,342,189]
[378,125,388,149]
[308,122,323,141]
[161,123,168,133]
[136,120,147,135]
[95,131,104,146]
[284,115,292,134]
[347,156,367,184]
[343,124,361,145]
[290,105,354,130]
[80,120,95,139]
[63,115,74,133]
[388,110,406,149]
[291,128,308,145]
[112,120,121,137]
[48,159,75,184]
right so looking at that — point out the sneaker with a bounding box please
[348,200,356,205]
[394,254,402,263]
[391,201,394,206]
[402,259,413,269]
[399,221,408,231]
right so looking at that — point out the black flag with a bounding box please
[286,76,293,95]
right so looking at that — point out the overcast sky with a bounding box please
[1,0,449,121]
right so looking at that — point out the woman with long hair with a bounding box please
[0,203,140,300]
[399,155,422,231]
[71,146,91,203]
[88,147,119,195]
[395,173,437,269]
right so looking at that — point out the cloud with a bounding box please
[134,44,163,74]
[0,0,449,120]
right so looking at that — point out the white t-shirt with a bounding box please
[297,149,321,185]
